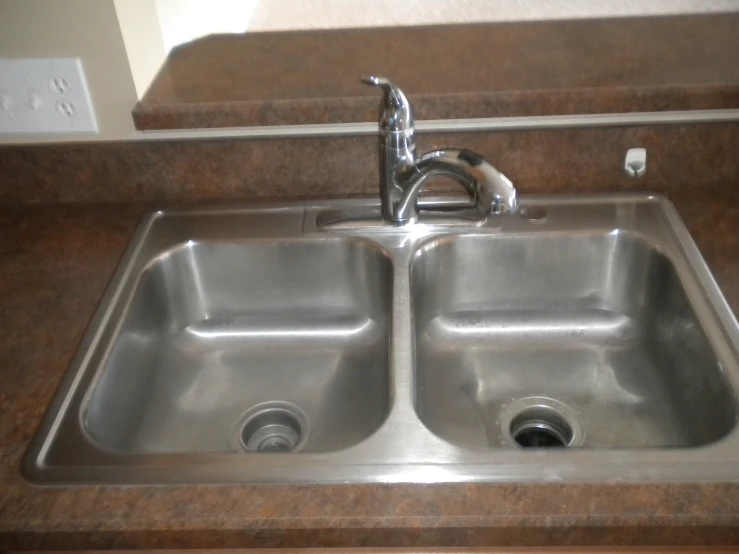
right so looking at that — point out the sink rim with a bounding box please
[23,193,739,485]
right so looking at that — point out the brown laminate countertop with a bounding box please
[2,190,739,550]
[133,13,739,130]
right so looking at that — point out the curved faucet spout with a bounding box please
[394,149,518,224]
[362,76,519,225]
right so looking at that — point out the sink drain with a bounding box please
[231,402,309,453]
[499,397,584,449]
[510,407,573,448]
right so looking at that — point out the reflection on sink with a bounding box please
[411,232,736,450]
[86,239,392,454]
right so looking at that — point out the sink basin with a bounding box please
[86,239,391,454]
[24,195,739,484]
[412,232,735,451]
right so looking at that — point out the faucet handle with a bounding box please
[361,76,414,137]
[360,75,389,87]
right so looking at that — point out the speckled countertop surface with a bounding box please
[133,13,739,129]
[1,189,739,550]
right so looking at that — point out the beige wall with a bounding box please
[114,0,166,100]
[247,0,739,30]
[154,0,256,53]
[0,0,138,143]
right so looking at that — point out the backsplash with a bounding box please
[1,123,738,204]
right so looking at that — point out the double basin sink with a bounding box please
[24,194,739,484]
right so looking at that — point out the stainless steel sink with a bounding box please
[24,195,739,484]
[412,232,735,451]
[85,238,391,455]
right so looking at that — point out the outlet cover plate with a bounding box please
[0,58,98,134]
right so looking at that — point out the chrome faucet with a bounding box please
[362,76,518,225]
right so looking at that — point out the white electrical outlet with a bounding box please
[0,58,98,135]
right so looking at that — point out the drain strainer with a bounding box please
[231,401,309,453]
[499,397,584,449]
